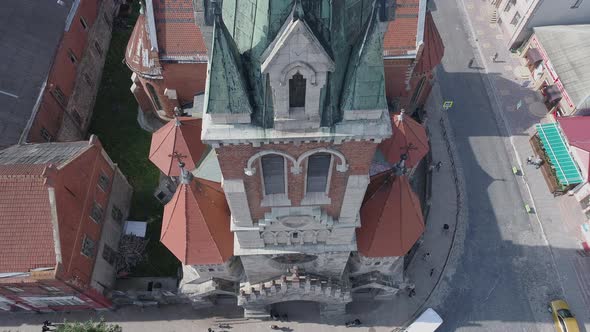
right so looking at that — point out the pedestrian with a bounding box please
[435,161,442,171]
[429,165,435,172]
[468,58,474,68]
[208,328,214,332]
[430,268,435,277]
[422,252,430,261]
[492,52,499,62]
[443,223,450,231]
[409,288,416,297]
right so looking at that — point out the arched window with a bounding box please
[146,83,162,110]
[289,72,306,108]
[261,155,286,195]
[306,153,332,193]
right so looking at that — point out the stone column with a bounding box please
[339,175,370,223]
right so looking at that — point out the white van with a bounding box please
[404,308,443,332]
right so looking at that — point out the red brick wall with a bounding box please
[162,62,207,105]
[53,141,115,289]
[138,77,179,118]
[384,58,412,106]
[216,140,377,220]
[27,0,100,143]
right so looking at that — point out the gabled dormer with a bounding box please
[260,4,335,131]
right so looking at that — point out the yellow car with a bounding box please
[548,300,580,332]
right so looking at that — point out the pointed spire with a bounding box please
[205,14,253,116]
[139,0,145,15]
[292,0,305,21]
[174,116,182,127]
[393,153,408,176]
[398,109,406,122]
[178,161,193,184]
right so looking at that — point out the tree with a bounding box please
[54,319,122,332]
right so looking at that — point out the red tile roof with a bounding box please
[125,14,162,77]
[0,165,57,273]
[153,0,207,60]
[557,116,590,153]
[383,0,420,56]
[161,176,233,265]
[357,171,425,257]
[378,112,429,167]
[149,117,208,176]
[414,13,444,75]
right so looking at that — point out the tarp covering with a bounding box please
[525,47,543,66]
[536,123,583,185]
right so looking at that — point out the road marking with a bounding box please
[0,90,18,98]
[443,101,454,110]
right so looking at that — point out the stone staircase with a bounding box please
[238,272,352,307]
[489,9,499,24]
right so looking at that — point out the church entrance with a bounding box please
[269,301,320,322]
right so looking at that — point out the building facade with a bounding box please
[148,0,429,320]
[0,0,122,148]
[490,0,589,49]
[0,136,132,312]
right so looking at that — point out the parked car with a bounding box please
[548,300,580,332]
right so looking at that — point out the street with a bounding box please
[429,0,588,331]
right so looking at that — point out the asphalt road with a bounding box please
[430,0,562,331]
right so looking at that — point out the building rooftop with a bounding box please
[0,141,90,167]
[357,170,425,257]
[0,0,72,147]
[534,25,590,111]
[161,172,233,265]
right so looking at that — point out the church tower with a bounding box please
[154,0,428,320]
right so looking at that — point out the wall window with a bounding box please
[40,127,53,142]
[80,17,88,30]
[306,153,332,193]
[97,172,110,191]
[111,206,123,224]
[51,86,67,108]
[23,296,85,307]
[261,155,286,195]
[90,202,104,223]
[41,286,61,292]
[71,109,83,126]
[5,287,23,293]
[571,0,584,8]
[504,0,516,11]
[289,72,306,108]
[94,41,103,57]
[146,83,162,110]
[81,236,96,258]
[510,11,521,26]
[102,244,117,265]
[84,73,93,87]
[67,49,78,64]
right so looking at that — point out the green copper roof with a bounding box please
[204,17,253,115]
[341,6,387,112]
[208,0,383,128]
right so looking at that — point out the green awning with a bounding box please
[536,123,583,185]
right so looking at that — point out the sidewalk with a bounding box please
[454,0,590,326]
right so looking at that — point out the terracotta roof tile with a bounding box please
[378,112,429,167]
[0,165,56,273]
[161,176,233,265]
[149,117,208,176]
[125,14,162,76]
[357,171,425,257]
[153,0,207,60]
[383,0,420,56]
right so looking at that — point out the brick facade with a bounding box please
[216,140,377,221]
[27,0,119,143]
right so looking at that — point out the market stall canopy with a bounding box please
[536,123,583,185]
[557,116,590,181]
[149,117,207,176]
[525,47,543,66]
